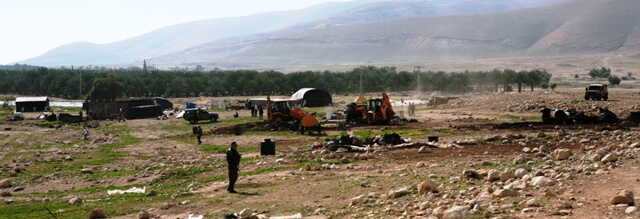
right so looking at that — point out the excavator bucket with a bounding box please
[301,114,319,127]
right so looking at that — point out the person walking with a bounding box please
[258,106,264,120]
[196,126,203,144]
[226,142,241,193]
[83,126,89,141]
[250,105,256,117]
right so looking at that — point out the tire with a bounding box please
[189,119,197,124]
[604,96,608,101]
[584,96,589,100]
[596,97,601,101]
[210,117,217,123]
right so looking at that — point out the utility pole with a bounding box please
[414,65,424,94]
[359,73,363,95]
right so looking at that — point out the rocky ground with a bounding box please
[1,88,640,219]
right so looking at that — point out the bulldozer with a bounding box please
[267,96,321,134]
[345,93,396,125]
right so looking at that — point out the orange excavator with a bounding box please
[267,96,321,134]
[345,93,396,125]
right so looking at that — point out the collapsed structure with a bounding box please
[541,107,618,124]
[83,98,169,120]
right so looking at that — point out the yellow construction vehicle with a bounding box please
[267,96,321,134]
[345,93,396,125]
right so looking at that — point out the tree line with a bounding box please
[0,66,551,100]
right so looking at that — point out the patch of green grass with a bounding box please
[217,116,261,126]
[35,121,63,127]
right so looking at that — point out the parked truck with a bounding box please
[584,84,608,101]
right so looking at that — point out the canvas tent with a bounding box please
[15,96,50,112]
[290,88,332,107]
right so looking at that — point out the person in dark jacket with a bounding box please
[196,126,203,144]
[226,141,241,193]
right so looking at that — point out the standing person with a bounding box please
[250,105,256,117]
[258,106,264,120]
[196,126,203,144]
[226,141,241,193]
[83,126,89,141]
[254,105,259,117]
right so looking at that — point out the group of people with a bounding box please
[250,104,264,120]
[407,102,417,116]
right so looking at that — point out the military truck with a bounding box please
[584,84,608,101]
[183,108,218,124]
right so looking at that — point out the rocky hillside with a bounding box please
[154,0,639,69]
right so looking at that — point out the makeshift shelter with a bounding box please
[15,96,50,112]
[153,97,173,110]
[84,99,156,120]
[290,88,332,107]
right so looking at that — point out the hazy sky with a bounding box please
[0,0,352,65]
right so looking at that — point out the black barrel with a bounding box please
[260,139,275,156]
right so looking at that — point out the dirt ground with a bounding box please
[2,87,640,219]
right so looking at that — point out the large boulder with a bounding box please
[418,180,438,195]
[611,190,635,205]
[442,206,470,219]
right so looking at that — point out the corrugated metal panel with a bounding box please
[15,96,49,102]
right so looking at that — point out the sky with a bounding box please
[0,0,352,65]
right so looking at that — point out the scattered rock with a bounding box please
[531,176,556,187]
[418,146,432,153]
[0,191,10,197]
[462,169,481,180]
[138,210,151,219]
[12,186,24,192]
[418,180,438,195]
[89,208,106,219]
[554,149,572,160]
[442,205,469,219]
[0,179,11,188]
[68,197,82,205]
[350,195,366,206]
[275,158,284,164]
[487,170,500,182]
[161,203,170,210]
[626,206,639,214]
[611,190,634,205]
[493,188,519,197]
[601,153,618,163]
[388,188,410,198]
[146,189,156,196]
[239,208,253,218]
[81,168,94,174]
[499,169,516,182]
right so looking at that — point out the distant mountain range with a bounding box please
[19,0,640,70]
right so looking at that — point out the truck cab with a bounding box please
[584,84,608,101]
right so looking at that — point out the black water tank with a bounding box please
[260,139,275,156]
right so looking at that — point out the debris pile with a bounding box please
[541,107,618,124]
